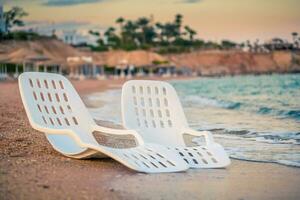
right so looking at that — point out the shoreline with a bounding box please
[1,77,300,199]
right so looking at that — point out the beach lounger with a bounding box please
[18,72,188,173]
[122,80,231,168]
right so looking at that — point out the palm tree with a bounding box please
[137,17,149,27]
[249,39,260,52]
[155,22,165,43]
[144,26,156,45]
[175,14,183,25]
[246,40,253,52]
[156,19,181,44]
[116,17,125,43]
[3,7,28,33]
[292,32,298,41]
[89,30,100,36]
[163,23,177,43]
[104,27,121,48]
[123,20,139,45]
[104,27,115,36]
[174,14,183,39]
[184,26,196,42]
[136,17,150,44]
[291,32,298,49]
[116,17,125,33]
[221,40,237,50]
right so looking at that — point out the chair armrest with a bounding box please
[92,125,145,146]
[182,128,214,146]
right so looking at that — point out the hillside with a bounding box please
[167,50,300,76]
[1,39,300,76]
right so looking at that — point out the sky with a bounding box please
[1,0,300,42]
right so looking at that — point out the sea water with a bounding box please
[87,74,300,167]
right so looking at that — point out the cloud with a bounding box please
[43,0,105,6]
[180,0,202,3]
[13,20,107,35]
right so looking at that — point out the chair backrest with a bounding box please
[19,72,95,143]
[122,80,188,146]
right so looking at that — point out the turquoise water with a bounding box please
[88,74,300,167]
[172,74,300,122]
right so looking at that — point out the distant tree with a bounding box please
[174,14,183,39]
[104,27,116,37]
[155,22,165,43]
[88,30,107,51]
[291,32,298,41]
[238,42,245,50]
[175,14,183,26]
[246,40,253,52]
[184,25,196,42]
[86,13,265,53]
[154,14,185,45]
[116,17,125,43]
[272,38,284,50]
[143,26,156,45]
[253,39,259,52]
[89,30,100,36]
[204,41,220,50]
[136,17,150,44]
[221,40,237,50]
[104,27,121,48]
[116,17,125,30]
[3,7,28,33]
[165,22,179,43]
[291,32,299,49]
[118,20,140,50]
[51,28,57,38]
[89,30,106,48]
[137,17,149,27]
[123,20,138,44]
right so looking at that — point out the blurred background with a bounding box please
[1,2,300,199]
[0,0,300,79]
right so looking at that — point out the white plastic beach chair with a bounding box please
[18,72,188,173]
[122,80,231,168]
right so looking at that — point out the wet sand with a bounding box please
[1,78,300,200]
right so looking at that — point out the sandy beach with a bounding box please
[1,78,300,200]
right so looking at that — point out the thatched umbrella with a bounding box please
[99,51,128,67]
[0,39,83,73]
[5,48,37,64]
[91,52,106,66]
[126,50,170,76]
[66,56,85,78]
[125,50,168,67]
[96,50,170,77]
[88,53,106,79]
[6,48,67,75]
[0,55,9,64]
[2,48,42,74]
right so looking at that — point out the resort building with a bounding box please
[56,30,99,46]
[67,55,104,80]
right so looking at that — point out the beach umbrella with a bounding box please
[125,50,168,67]
[98,50,169,67]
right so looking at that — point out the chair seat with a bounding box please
[121,80,231,168]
